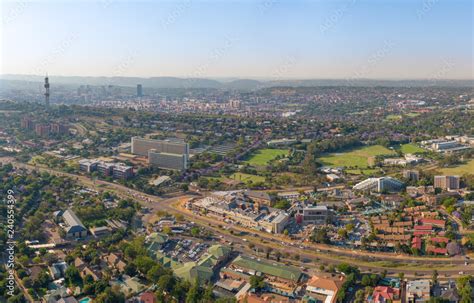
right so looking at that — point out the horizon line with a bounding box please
[2,73,473,82]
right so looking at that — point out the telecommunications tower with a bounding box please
[44,75,50,107]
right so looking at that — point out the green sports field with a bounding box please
[244,148,288,166]
[319,145,396,168]
[400,143,426,154]
[439,160,474,175]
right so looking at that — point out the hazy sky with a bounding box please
[1,0,472,79]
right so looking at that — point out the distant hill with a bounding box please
[224,79,262,90]
[0,74,472,89]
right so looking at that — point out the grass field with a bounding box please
[229,172,265,183]
[400,143,426,154]
[439,159,474,175]
[244,148,288,166]
[385,114,402,121]
[346,168,381,175]
[319,145,396,168]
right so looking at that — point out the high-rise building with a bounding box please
[148,150,188,171]
[131,137,189,157]
[50,123,69,134]
[132,137,189,171]
[434,175,460,190]
[35,124,51,137]
[403,170,420,181]
[137,84,143,97]
[21,117,36,130]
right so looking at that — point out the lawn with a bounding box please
[346,168,381,175]
[244,148,288,166]
[385,114,402,121]
[319,145,396,168]
[229,172,265,183]
[400,143,426,154]
[439,160,474,176]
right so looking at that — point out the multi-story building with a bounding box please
[131,137,189,157]
[137,84,143,97]
[148,150,188,171]
[432,141,459,151]
[50,123,69,134]
[112,164,134,180]
[434,175,460,190]
[406,280,431,303]
[97,162,115,176]
[353,177,404,192]
[35,123,51,137]
[403,170,420,181]
[260,211,290,233]
[295,205,331,225]
[79,159,100,173]
[21,117,35,130]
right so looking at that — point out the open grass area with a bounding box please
[319,145,396,168]
[439,159,474,175]
[346,168,381,175]
[400,143,426,154]
[244,148,288,166]
[385,114,402,121]
[229,172,265,183]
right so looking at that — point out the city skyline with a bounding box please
[1,0,473,80]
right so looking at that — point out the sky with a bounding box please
[1,0,473,79]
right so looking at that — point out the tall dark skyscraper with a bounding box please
[44,76,50,107]
[137,84,143,97]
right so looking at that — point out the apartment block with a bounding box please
[434,175,460,190]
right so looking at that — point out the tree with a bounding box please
[147,265,165,283]
[134,256,155,274]
[265,247,273,259]
[250,275,265,291]
[202,284,214,302]
[65,266,82,287]
[158,274,176,293]
[432,270,439,285]
[186,279,200,303]
[191,227,200,237]
[311,228,330,244]
[275,251,282,262]
[361,275,372,287]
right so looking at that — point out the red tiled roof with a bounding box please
[140,292,156,303]
[420,218,445,227]
[372,286,400,303]
[411,237,422,250]
[426,246,447,255]
[414,225,432,231]
[413,231,432,236]
[430,237,449,243]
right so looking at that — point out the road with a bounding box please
[6,160,474,279]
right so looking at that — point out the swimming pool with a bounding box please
[79,298,91,303]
